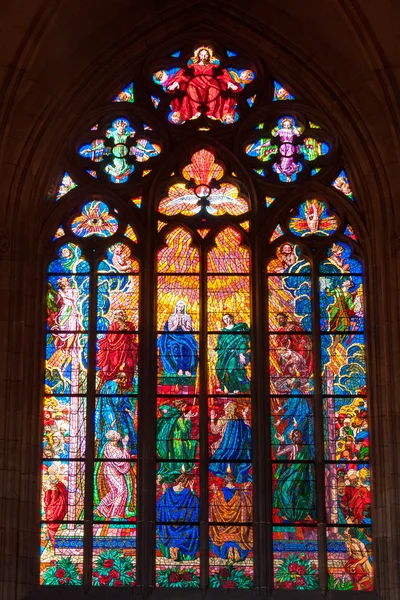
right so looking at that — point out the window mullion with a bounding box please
[82,253,98,587]
[255,227,270,593]
[143,218,157,591]
[199,242,209,590]
[311,252,328,594]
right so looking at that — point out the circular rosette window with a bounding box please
[288,199,339,237]
[70,200,119,238]
[76,116,162,184]
[244,114,333,183]
[158,149,249,217]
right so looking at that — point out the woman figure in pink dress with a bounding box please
[95,430,131,519]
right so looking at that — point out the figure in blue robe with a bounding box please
[156,475,199,561]
[95,373,137,456]
[275,385,314,451]
[157,301,198,380]
[209,402,252,483]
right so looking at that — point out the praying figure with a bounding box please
[156,473,200,561]
[209,402,252,483]
[157,300,198,379]
[209,469,253,561]
[94,430,134,519]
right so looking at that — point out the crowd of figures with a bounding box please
[41,235,372,590]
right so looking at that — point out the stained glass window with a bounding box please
[42,40,373,593]
[41,207,139,587]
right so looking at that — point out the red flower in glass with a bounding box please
[103,559,114,568]
[222,580,237,588]
[55,569,65,578]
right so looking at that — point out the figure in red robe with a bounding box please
[43,470,68,546]
[274,312,313,376]
[340,469,371,524]
[97,309,138,390]
[154,46,253,125]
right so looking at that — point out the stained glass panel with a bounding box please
[41,461,85,521]
[208,397,252,451]
[71,201,118,238]
[47,275,89,330]
[40,524,84,585]
[323,396,369,461]
[158,229,199,273]
[327,527,373,590]
[157,333,199,394]
[158,150,249,217]
[325,464,371,525]
[97,275,139,331]
[157,276,199,332]
[152,45,254,126]
[208,228,249,273]
[48,243,90,274]
[209,526,253,587]
[288,199,338,237]
[272,463,316,523]
[43,395,86,459]
[270,396,314,460]
[45,333,88,394]
[98,244,139,274]
[157,398,200,462]
[95,395,137,458]
[156,529,200,587]
[56,172,77,201]
[93,461,136,520]
[273,526,318,590]
[92,525,136,586]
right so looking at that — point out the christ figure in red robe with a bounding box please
[274,312,313,377]
[157,46,243,124]
[97,309,138,390]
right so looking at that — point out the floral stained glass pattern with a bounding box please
[153,45,255,125]
[158,149,249,217]
[246,116,330,182]
[273,527,318,590]
[78,118,161,183]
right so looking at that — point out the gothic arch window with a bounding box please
[41,41,372,593]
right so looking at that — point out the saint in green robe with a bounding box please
[156,404,198,482]
[273,445,316,522]
[326,286,356,335]
[214,323,250,393]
